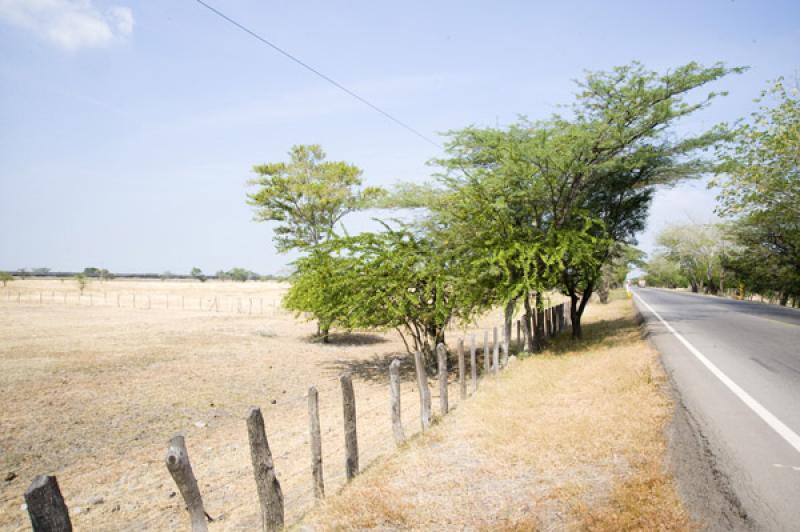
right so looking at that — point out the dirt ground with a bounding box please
[0,279,510,530]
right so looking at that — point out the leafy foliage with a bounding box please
[712,79,800,305]
[247,144,385,252]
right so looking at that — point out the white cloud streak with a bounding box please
[0,0,133,51]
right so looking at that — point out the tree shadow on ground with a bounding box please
[323,351,418,384]
[541,316,638,356]
[304,332,390,346]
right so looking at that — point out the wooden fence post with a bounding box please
[436,343,449,414]
[483,331,490,374]
[246,408,284,530]
[389,359,405,445]
[458,339,466,400]
[470,334,478,392]
[492,327,499,374]
[501,327,509,368]
[165,435,209,532]
[340,373,359,480]
[24,475,72,532]
[307,387,324,499]
[413,351,431,431]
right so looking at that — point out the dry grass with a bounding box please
[0,279,512,531]
[302,297,691,531]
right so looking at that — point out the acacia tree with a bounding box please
[284,224,472,359]
[655,223,724,293]
[0,272,13,287]
[712,79,800,304]
[644,253,689,288]
[420,62,740,339]
[248,144,384,340]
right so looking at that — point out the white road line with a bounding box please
[634,291,800,454]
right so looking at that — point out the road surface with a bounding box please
[633,288,800,531]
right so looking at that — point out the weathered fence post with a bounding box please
[308,386,324,499]
[181,295,185,310]
[389,359,405,445]
[470,334,478,393]
[517,320,521,348]
[483,330,490,374]
[165,435,209,532]
[458,339,466,400]
[437,343,449,415]
[246,408,284,530]
[24,475,72,532]
[501,327,509,368]
[492,327,499,374]
[340,373,359,480]
[413,351,432,431]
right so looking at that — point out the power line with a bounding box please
[193,0,442,149]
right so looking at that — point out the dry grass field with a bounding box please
[0,278,509,530]
[303,298,691,531]
[1,280,685,530]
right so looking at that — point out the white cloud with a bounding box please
[0,0,133,51]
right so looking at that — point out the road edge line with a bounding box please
[634,291,800,454]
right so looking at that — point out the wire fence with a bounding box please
[14,301,571,530]
[0,288,286,315]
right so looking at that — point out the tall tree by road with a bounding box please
[248,144,383,340]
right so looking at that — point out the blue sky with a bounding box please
[1,0,798,275]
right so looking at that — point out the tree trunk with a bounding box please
[690,279,699,293]
[522,294,535,352]
[570,280,594,340]
[503,298,516,350]
[779,292,789,306]
[534,292,545,351]
[597,285,609,304]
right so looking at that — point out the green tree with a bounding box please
[284,224,471,356]
[191,267,207,282]
[597,245,646,303]
[712,79,800,305]
[655,223,724,293]
[247,144,384,252]
[0,272,13,287]
[643,253,688,288]
[248,144,384,338]
[411,62,741,338]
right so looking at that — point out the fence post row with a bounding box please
[340,373,359,481]
[389,359,405,446]
[413,351,432,431]
[307,386,325,499]
[25,475,72,532]
[165,435,209,532]
[246,407,284,531]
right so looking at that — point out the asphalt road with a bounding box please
[633,288,800,531]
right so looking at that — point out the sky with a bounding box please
[1,0,798,275]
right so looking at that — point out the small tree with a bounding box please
[191,267,207,282]
[160,271,174,281]
[227,268,250,282]
[0,272,13,287]
[75,274,88,294]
